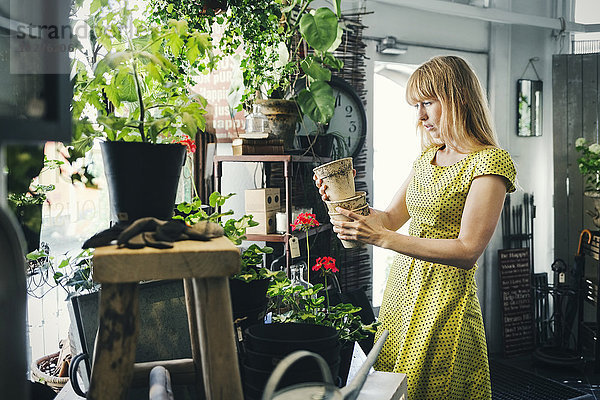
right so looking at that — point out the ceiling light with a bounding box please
[376,36,408,55]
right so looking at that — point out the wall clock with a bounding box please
[296,76,367,159]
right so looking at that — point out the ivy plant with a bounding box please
[150,0,345,126]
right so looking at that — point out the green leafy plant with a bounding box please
[267,278,378,343]
[71,0,216,157]
[26,247,98,299]
[150,0,344,126]
[576,137,600,192]
[174,191,285,282]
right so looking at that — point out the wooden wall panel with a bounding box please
[553,54,569,262]
[567,55,584,261]
[553,53,600,263]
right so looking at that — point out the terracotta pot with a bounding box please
[313,157,355,201]
[324,191,367,214]
[329,204,370,248]
[255,99,299,150]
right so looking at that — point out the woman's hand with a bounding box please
[331,207,390,247]
[313,169,357,201]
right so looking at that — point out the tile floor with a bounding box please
[490,350,600,399]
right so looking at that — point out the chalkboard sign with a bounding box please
[498,248,534,357]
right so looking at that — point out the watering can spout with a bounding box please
[340,330,389,400]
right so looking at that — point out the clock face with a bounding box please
[296,76,367,159]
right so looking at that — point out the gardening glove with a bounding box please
[82,222,129,249]
[117,217,224,249]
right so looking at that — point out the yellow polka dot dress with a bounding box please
[374,146,516,400]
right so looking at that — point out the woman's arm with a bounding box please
[332,174,507,269]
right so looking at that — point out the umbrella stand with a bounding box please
[532,231,590,369]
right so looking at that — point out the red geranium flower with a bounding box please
[312,256,338,273]
[175,134,196,153]
[291,212,319,231]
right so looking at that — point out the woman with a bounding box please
[315,56,516,399]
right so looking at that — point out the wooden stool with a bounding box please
[87,237,243,400]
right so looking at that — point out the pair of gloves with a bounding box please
[83,218,224,249]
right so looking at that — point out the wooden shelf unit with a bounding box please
[213,154,332,272]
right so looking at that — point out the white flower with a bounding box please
[576,137,587,147]
[589,143,600,154]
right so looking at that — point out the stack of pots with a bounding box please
[313,157,368,248]
[241,323,340,399]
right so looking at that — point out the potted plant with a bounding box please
[71,0,216,223]
[248,262,378,390]
[174,191,286,328]
[150,0,345,150]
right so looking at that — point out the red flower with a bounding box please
[291,212,319,231]
[312,256,338,273]
[175,134,196,153]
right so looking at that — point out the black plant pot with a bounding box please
[229,278,270,313]
[229,278,270,332]
[101,141,186,224]
[244,323,339,354]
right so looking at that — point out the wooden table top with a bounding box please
[91,236,241,283]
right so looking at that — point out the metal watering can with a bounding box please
[261,330,389,400]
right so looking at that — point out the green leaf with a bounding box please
[165,29,185,56]
[137,51,179,74]
[99,51,133,69]
[114,70,138,102]
[90,0,102,14]
[26,249,48,260]
[333,0,342,18]
[300,57,331,82]
[297,81,335,124]
[322,53,343,70]
[327,24,344,53]
[299,8,339,52]
[97,115,128,132]
[168,19,189,36]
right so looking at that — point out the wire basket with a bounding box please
[31,351,70,392]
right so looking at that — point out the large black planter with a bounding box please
[100,141,186,224]
[241,323,341,399]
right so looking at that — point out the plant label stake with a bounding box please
[289,236,301,259]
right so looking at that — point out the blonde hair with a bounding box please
[406,55,499,151]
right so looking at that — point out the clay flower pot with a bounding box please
[324,191,366,214]
[313,157,355,201]
[328,204,370,249]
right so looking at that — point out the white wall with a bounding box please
[360,0,560,353]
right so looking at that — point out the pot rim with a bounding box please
[313,157,353,175]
